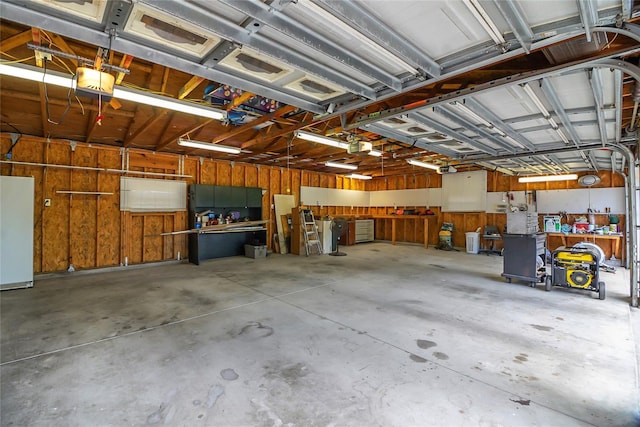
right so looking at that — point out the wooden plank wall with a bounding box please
[0,134,365,273]
[363,170,626,259]
[0,134,627,272]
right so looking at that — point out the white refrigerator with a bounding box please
[0,175,34,289]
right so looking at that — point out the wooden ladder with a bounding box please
[300,209,323,256]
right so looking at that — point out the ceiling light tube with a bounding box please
[295,130,349,149]
[115,88,226,120]
[0,62,226,121]
[453,102,494,128]
[547,117,558,129]
[492,127,507,137]
[504,135,525,148]
[325,161,357,170]
[177,138,240,154]
[521,83,551,118]
[555,128,570,144]
[368,149,383,157]
[518,174,578,183]
[462,0,506,45]
[0,62,72,86]
[406,159,440,170]
[348,174,373,180]
[297,0,419,75]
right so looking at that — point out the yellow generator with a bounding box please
[545,247,605,300]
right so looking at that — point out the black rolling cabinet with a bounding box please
[188,184,265,265]
[501,233,546,286]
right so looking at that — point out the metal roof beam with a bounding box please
[503,106,615,125]
[154,0,376,99]
[463,97,537,151]
[514,158,545,174]
[436,105,518,153]
[622,0,634,19]
[361,22,639,124]
[0,0,328,113]
[218,0,404,92]
[409,112,500,156]
[614,69,623,143]
[539,78,581,148]
[492,0,534,54]
[362,123,461,158]
[532,155,559,173]
[346,40,640,130]
[505,118,614,135]
[475,161,515,175]
[587,69,609,146]
[549,154,572,173]
[578,0,599,42]
[588,151,600,172]
[314,0,441,78]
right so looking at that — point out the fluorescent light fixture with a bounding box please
[518,174,578,183]
[295,130,349,149]
[115,88,225,120]
[325,161,357,170]
[0,62,72,86]
[555,128,570,144]
[522,83,567,136]
[348,174,372,180]
[521,83,551,118]
[453,101,507,137]
[0,62,226,121]
[177,138,240,154]
[452,102,493,128]
[407,159,440,170]
[504,135,525,148]
[297,0,418,75]
[462,0,506,45]
[368,149,383,157]
[476,161,515,176]
[492,127,507,137]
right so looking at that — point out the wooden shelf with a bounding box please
[373,215,437,248]
[546,232,623,261]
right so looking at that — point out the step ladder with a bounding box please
[300,209,323,256]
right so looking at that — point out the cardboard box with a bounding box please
[244,244,267,259]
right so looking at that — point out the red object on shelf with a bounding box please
[574,223,589,232]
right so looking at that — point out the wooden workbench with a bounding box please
[373,215,437,248]
[546,232,623,261]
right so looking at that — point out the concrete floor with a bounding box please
[1,242,639,426]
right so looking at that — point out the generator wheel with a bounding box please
[598,282,605,300]
[545,276,552,292]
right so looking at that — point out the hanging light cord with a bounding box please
[43,58,72,125]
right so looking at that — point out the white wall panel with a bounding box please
[120,177,186,212]
[442,170,487,212]
[537,188,624,214]
[1,176,34,289]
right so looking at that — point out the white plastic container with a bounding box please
[465,232,480,254]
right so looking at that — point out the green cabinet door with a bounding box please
[246,187,262,207]
[230,186,247,207]
[214,185,233,207]
[191,184,214,209]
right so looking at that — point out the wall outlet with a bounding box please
[44,199,51,207]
